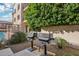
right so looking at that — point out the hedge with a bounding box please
[24,3,79,30]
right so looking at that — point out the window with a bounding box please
[17,15,20,20]
[18,4,20,10]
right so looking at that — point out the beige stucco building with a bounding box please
[12,3,27,32]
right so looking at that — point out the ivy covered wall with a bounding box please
[24,3,79,30]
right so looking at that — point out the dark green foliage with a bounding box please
[10,32,27,44]
[24,3,79,30]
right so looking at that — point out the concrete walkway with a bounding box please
[0,48,14,56]
[0,48,38,56]
[11,49,37,56]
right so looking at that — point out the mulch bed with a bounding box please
[9,41,30,53]
[47,44,79,56]
[9,41,79,56]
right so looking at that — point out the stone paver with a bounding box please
[33,46,56,56]
[33,49,56,56]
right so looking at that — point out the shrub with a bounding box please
[24,3,79,30]
[10,32,27,44]
[55,37,68,49]
[0,40,5,49]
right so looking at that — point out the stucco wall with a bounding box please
[41,25,79,48]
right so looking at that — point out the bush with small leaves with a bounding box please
[24,3,79,30]
[10,32,27,44]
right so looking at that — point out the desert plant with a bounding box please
[55,37,68,49]
[10,32,27,44]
